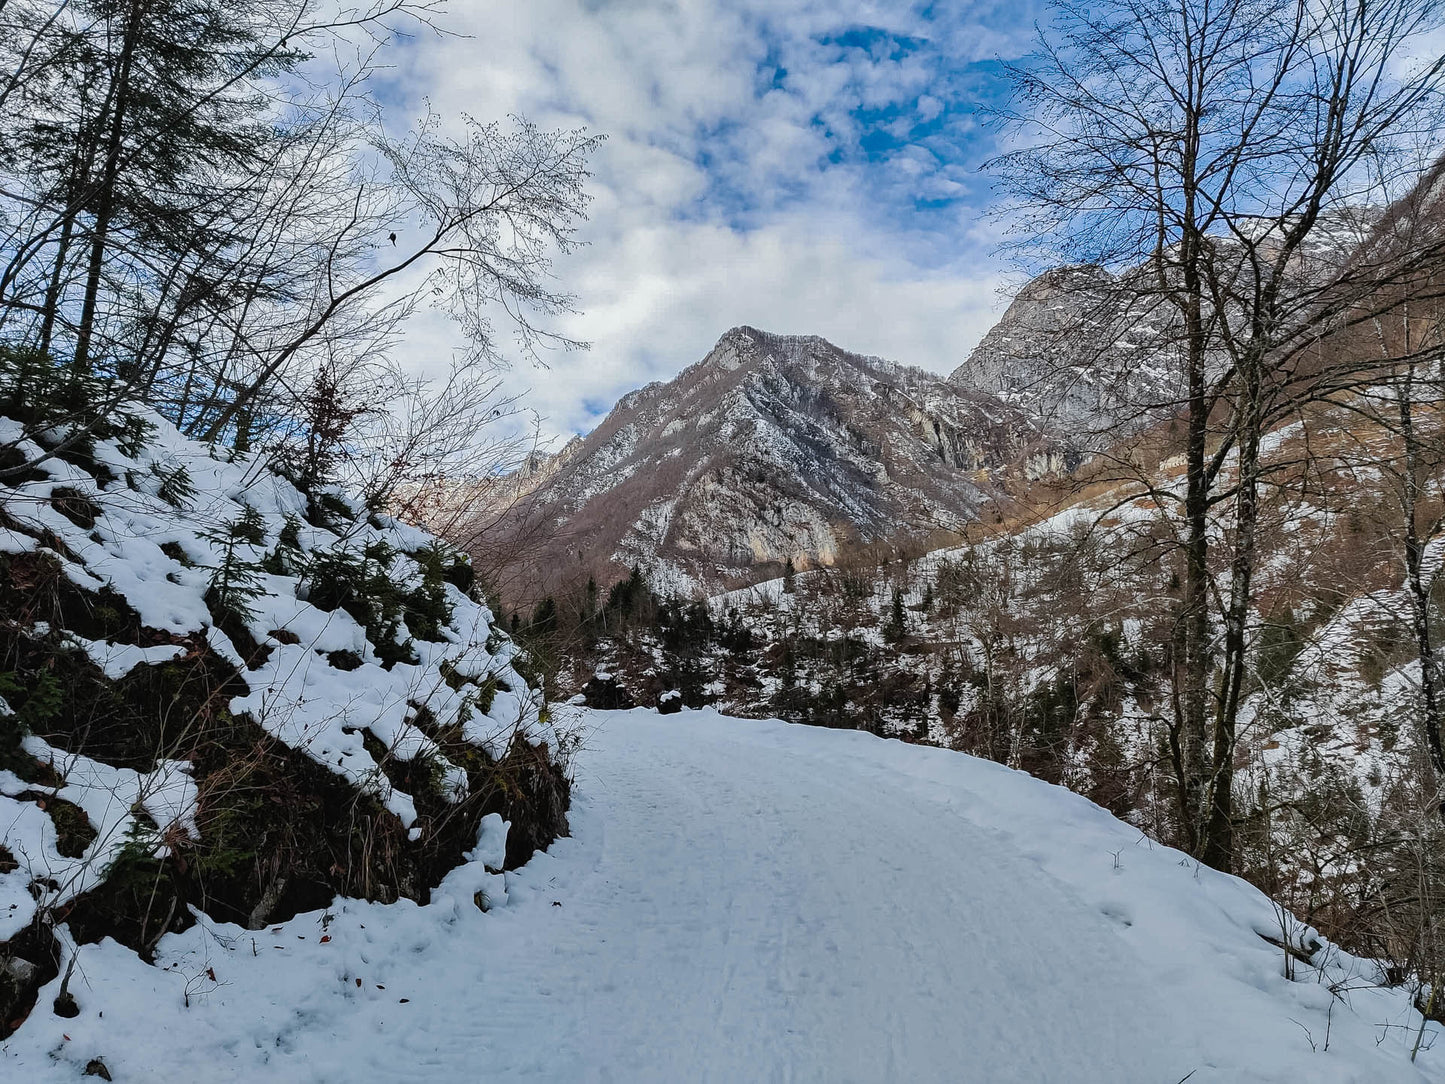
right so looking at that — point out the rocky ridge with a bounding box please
[481,326,1059,599]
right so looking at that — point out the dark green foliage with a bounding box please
[404,543,457,642]
[656,599,714,653]
[883,587,906,644]
[718,608,754,654]
[304,543,417,667]
[530,597,558,635]
[604,566,653,624]
[670,653,709,708]
[113,415,156,459]
[1256,607,1305,695]
[936,662,962,717]
[308,492,356,530]
[0,345,114,433]
[261,513,304,575]
[231,505,266,545]
[153,463,195,508]
[0,668,66,731]
[277,514,302,551]
[305,546,369,613]
[204,514,266,626]
[444,552,476,595]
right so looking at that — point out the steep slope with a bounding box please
[0,403,571,1036]
[485,326,1056,599]
[947,265,1182,437]
[6,708,1438,1081]
[949,208,1384,437]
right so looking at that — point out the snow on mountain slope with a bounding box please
[7,708,1438,1082]
[475,326,1057,599]
[948,210,1378,440]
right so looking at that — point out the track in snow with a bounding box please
[366,710,1176,1082]
[7,709,1439,1082]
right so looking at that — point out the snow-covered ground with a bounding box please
[5,708,1441,1082]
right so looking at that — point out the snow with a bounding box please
[0,407,551,834]
[62,634,188,680]
[1,736,197,941]
[5,708,1439,1081]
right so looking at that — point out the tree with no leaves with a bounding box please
[991,0,1445,868]
[0,0,599,507]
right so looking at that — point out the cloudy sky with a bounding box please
[387,1,1041,442]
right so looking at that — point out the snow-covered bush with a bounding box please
[0,403,573,1036]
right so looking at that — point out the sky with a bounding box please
[386,1,1041,443]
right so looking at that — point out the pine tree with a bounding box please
[883,587,906,644]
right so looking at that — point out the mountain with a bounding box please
[479,326,1061,600]
[947,264,1188,438]
[948,207,1384,438]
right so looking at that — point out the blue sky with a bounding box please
[390,1,1041,442]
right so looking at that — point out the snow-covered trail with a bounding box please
[366,710,1176,1083]
[7,708,1441,1081]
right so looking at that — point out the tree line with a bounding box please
[0,0,597,502]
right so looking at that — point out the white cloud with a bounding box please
[382,1,1035,442]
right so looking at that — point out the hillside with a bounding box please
[5,708,1439,1080]
[0,403,573,1040]
[472,326,1058,600]
[946,264,1181,437]
[549,390,1445,965]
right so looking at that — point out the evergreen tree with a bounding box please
[530,597,558,636]
[884,587,906,644]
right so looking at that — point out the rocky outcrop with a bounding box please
[478,327,1056,598]
[947,265,1182,439]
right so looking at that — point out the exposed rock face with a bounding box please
[947,266,1182,438]
[485,326,1054,598]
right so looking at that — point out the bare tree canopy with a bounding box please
[0,0,599,501]
[989,0,1445,868]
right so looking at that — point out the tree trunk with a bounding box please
[71,0,145,375]
[1178,236,1213,857]
[1396,355,1445,814]
[1204,354,1266,871]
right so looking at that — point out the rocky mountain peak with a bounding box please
[472,326,1056,600]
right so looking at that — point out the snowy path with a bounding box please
[367,711,1176,1082]
[7,708,1441,1081]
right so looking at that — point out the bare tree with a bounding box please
[0,0,598,514]
[992,0,1445,868]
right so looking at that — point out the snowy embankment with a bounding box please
[5,708,1439,1082]
[1,404,570,1042]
